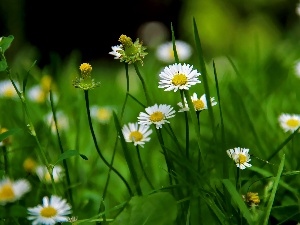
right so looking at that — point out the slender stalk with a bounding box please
[133,63,151,105]
[4,64,57,192]
[136,146,154,189]
[83,90,132,196]
[120,63,130,119]
[49,90,73,205]
[155,128,173,185]
[179,90,189,159]
[2,146,8,175]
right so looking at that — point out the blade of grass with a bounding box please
[222,179,254,225]
[192,17,216,141]
[261,154,285,225]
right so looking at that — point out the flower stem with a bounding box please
[133,63,151,105]
[83,90,133,196]
[136,146,154,189]
[49,90,73,205]
[1,146,8,175]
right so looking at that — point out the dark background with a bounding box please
[0,0,182,67]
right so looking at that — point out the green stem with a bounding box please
[156,128,173,185]
[83,90,132,196]
[4,65,57,192]
[120,63,130,119]
[2,146,8,175]
[133,63,151,105]
[179,90,189,159]
[49,90,73,205]
[136,146,154,189]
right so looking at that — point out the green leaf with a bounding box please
[222,179,255,225]
[54,150,88,165]
[261,154,285,225]
[111,192,178,225]
[0,60,7,72]
[0,128,22,143]
[0,35,14,52]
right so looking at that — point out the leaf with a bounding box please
[111,192,178,225]
[0,60,7,72]
[222,179,254,225]
[0,35,14,52]
[54,150,88,165]
[261,154,285,225]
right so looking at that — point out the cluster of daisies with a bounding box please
[109,36,255,171]
[0,175,72,224]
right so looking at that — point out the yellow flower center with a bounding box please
[79,63,92,78]
[45,172,52,182]
[97,109,111,121]
[40,206,57,218]
[4,87,15,97]
[150,111,164,122]
[36,91,46,103]
[237,154,247,164]
[172,73,187,86]
[246,192,260,205]
[23,158,37,173]
[193,100,205,111]
[41,75,52,91]
[0,183,15,201]
[129,131,143,142]
[169,48,175,59]
[119,34,133,48]
[286,119,300,128]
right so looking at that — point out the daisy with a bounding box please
[90,105,113,124]
[27,195,72,225]
[122,122,152,148]
[137,104,176,129]
[156,40,192,63]
[44,111,69,134]
[0,177,31,205]
[35,165,64,183]
[0,80,19,98]
[279,113,300,132]
[158,63,201,92]
[226,147,252,170]
[109,45,122,59]
[177,93,217,112]
[27,85,51,103]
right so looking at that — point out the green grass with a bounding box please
[0,18,300,225]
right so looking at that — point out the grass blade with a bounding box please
[261,154,285,225]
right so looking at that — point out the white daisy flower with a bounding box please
[27,85,46,103]
[90,105,113,124]
[27,195,72,225]
[122,122,152,148]
[156,40,192,63]
[0,177,31,205]
[226,147,252,170]
[137,104,176,129]
[44,111,69,134]
[0,80,19,98]
[294,60,300,78]
[35,165,64,183]
[158,63,201,92]
[279,113,300,132]
[177,93,217,112]
[109,45,122,59]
